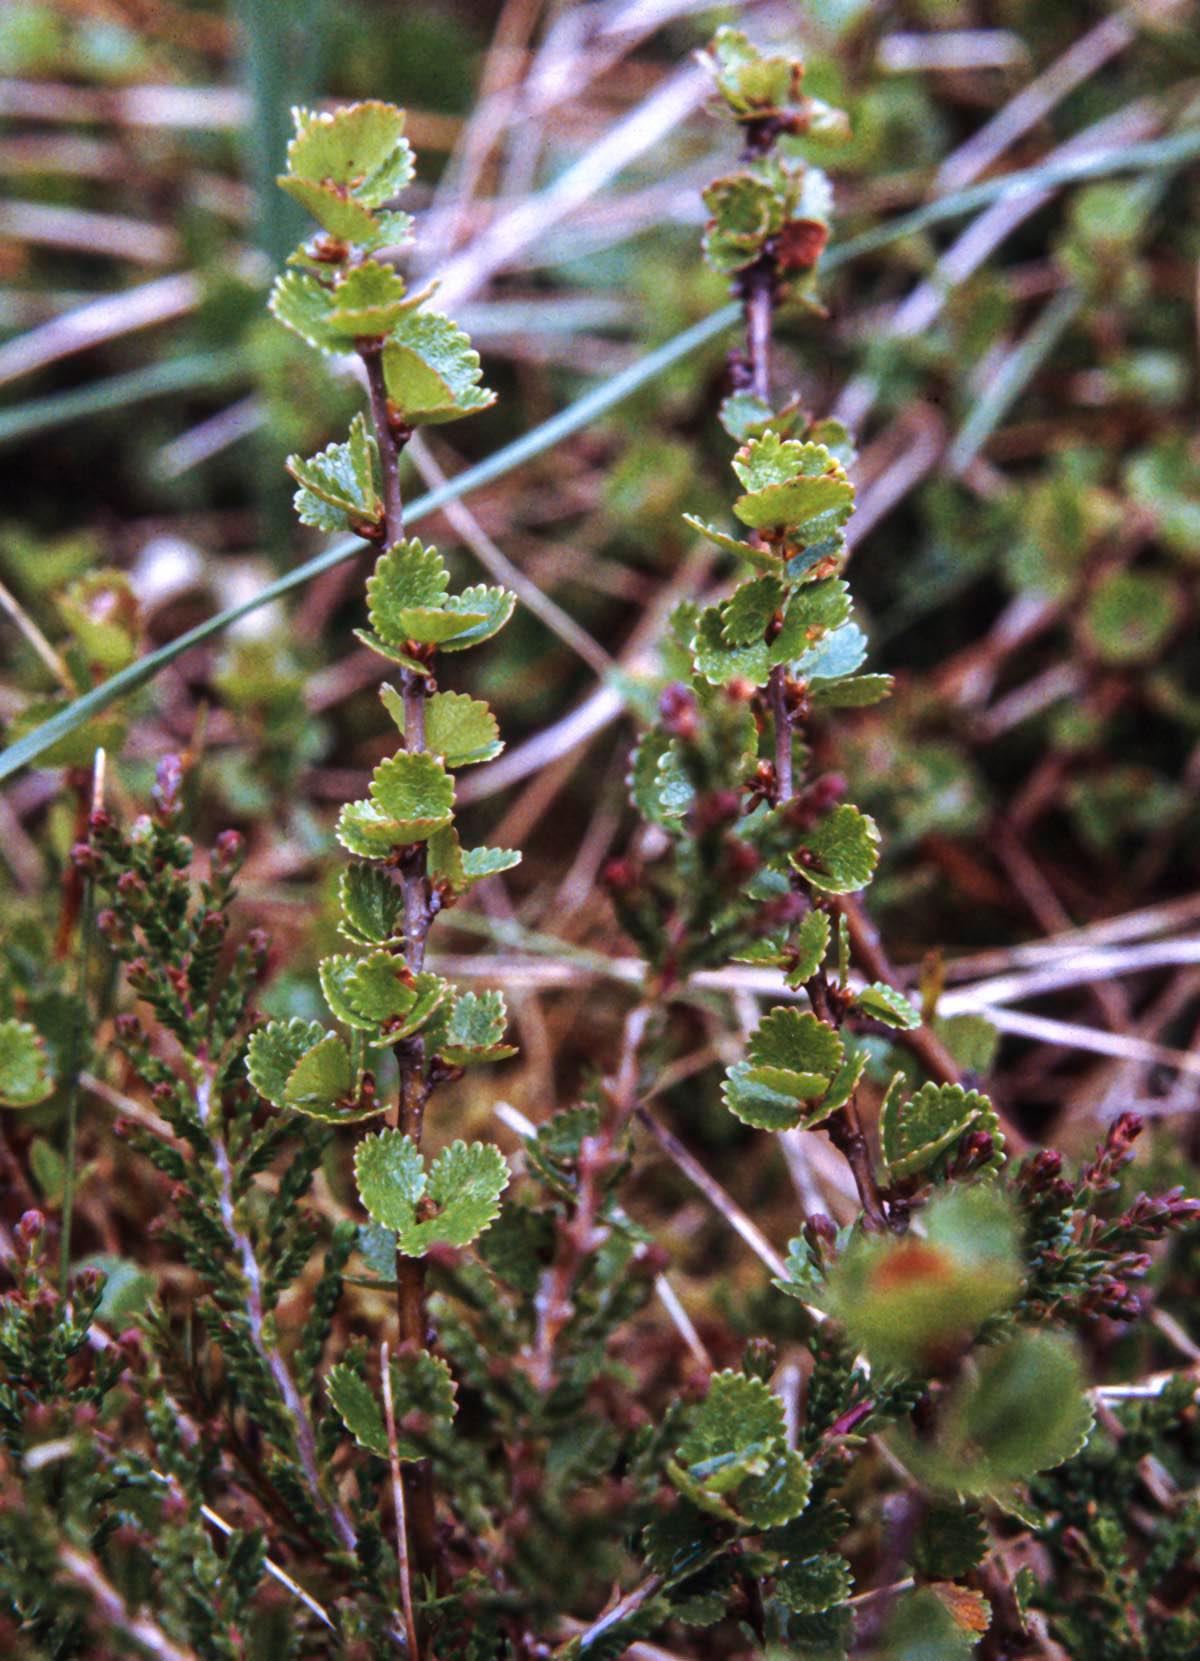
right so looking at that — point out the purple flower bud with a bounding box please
[17,1210,44,1245]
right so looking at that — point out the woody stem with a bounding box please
[359,343,439,1587]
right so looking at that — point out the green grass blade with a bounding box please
[0,351,243,450]
[824,128,1200,269]
[947,287,1084,474]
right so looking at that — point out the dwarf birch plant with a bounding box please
[3,29,1200,1661]
[252,101,521,1592]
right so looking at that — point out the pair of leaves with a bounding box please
[277,101,415,249]
[320,956,448,1045]
[353,1130,509,1256]
[702,167,789,275]
[704,26,849,137]
[879,1081,1004,1179]
[357,539,515,673]
[0,1019,55,1108]
[690,578,851,687]
[335,750,455,856]
[327,1350,457,1461]
[337,855,519,943]
[722,1007,869,1133]
[703,159,836,285]
[246,1017,379,1122]
[426,825,522,900]
[426,990,516,1068]
[731,434,855,542]
[275,300,499,426]
[288,412,383,535]
[667,1370,812,1529]
[758,1499,854,1599]
[734,907,832,989]
[270,262,431,355]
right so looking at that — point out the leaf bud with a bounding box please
[213,828,245,873]
[948,1129,994,1180]
[804,1212,838,1249]
[723,837,760,878]
[695,789,742,832]
[17,1210,45,1247]
[1017,1148,1062,1195]
[152,754,184,818]
[602,857,640,893]
[776,217,830,272]
[71,841,100,873]
[310,233,350,264]
[167,834,194,869]
[659,682,699,741]
[742,1336,776,1380]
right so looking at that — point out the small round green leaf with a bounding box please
[354,1131,509,1255]
[880,1082,993,1179]
[792,804,880,895]
[747,1008,843,1082]
[1083,568,1182,665]
[0,1020,54,1108]
[246,1018,328,1109]
[284,1034,355,1116]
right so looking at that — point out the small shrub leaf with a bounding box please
[288,413,382,532]
[382,311,496,425]
[338,864,405,946]
[809,672,893,708]
[327,1365,388,1456]
[246,1018,328,1109]
[437,584,516,651]
[284,1034,356,1116]
[354,1131,508,1253]
[792,804,880,894]
[0,1019,55,1108]
[748,1008,844,1083]
[856,982,921,1030]
[422,690,503,767]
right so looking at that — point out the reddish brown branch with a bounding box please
[359,342,439,1587]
